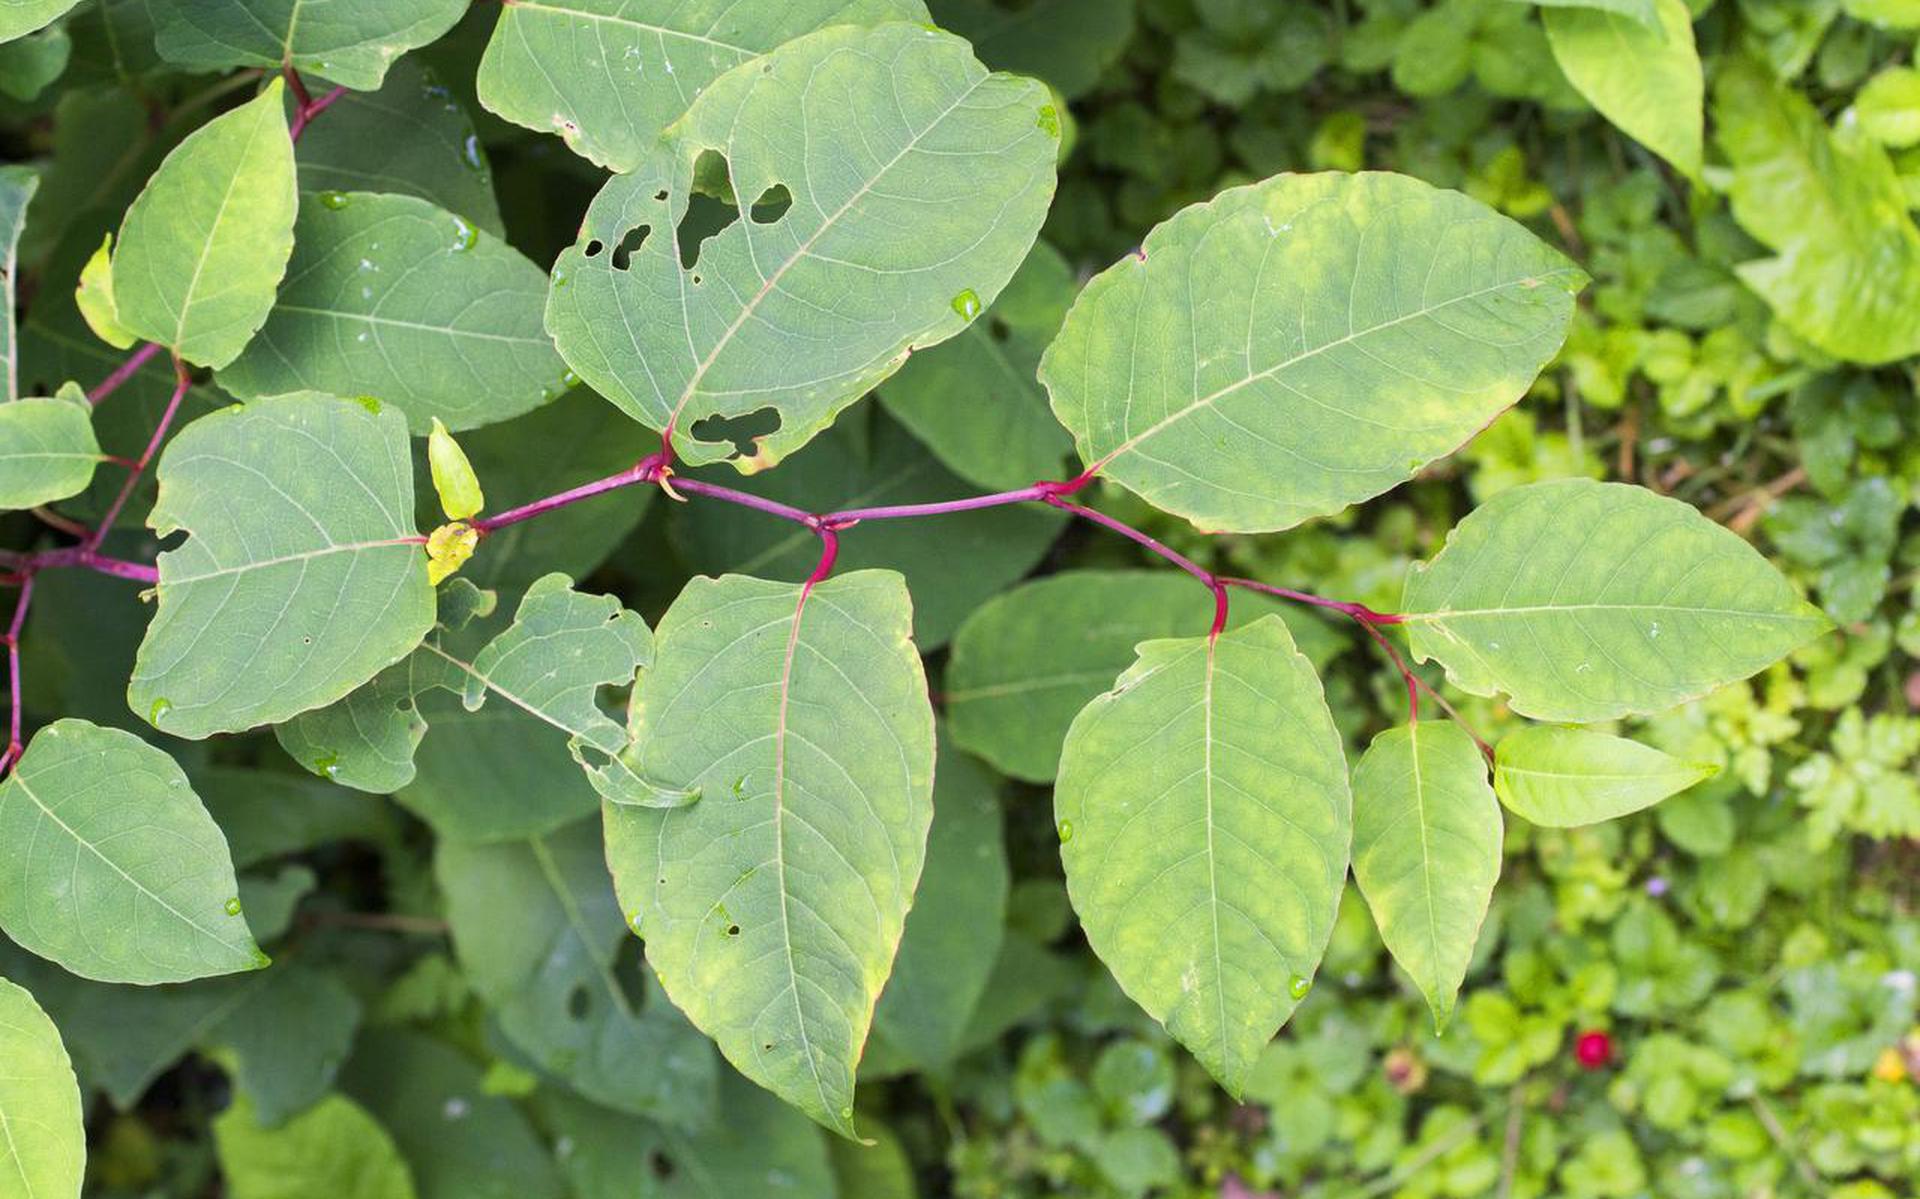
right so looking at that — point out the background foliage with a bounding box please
[1,1,1918,1197]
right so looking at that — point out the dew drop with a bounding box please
[461,133,483,171]
[560,368,581,391]
[148,697,172,724]
[1288,974,1312,1000]
[450,217,477,252]
[443,1097,470,1120]
[224,897,242,916]
[1036,104,1060,138]
[1647,623,1661,640]
[839,1106,853,1122]
[951,289,982,321]
[317,191,350,210]
[354,395,381,415]
[1057,819,1073,843]
[1575,662,1593,674]
[313,752,341,778]
[552,269,569,289]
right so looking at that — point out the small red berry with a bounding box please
[1574,1030,1614,1070]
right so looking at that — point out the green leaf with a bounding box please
[0,0,81,42]
[397,688,602,842]
[220,192,568,433]
[0,389,100,510]
[150,0,466,90]
[0,975,84,1199]
[110,80,297,369]
[437,819,717,1125]
[1543,0,1702,178]
[1514,0,1658,22]
[214,961,361,1126]
[427,418,483,520]
[129,393,435,738]
[1349,722,1502,1030]
[215,1092,417,1199]
[476,0,928,172]
[547,22,1058,471]
[946,570,1344,783]
[1040,172,1584,533]
[670,409,1065,648]
[0,719,262,984]
[875,240,1076,491]
[1402,479,1833,723]
[1855,66,1920,148]
[603,570,934,1137]
[929,0,1135,99]
[872,732,1009,1073]
[294,59,504,238]
[1055,616,1351,1094]
[1715,56,1920,365]
[0,164,35,400]
[76,233,137,351]
[340,1030,566,1199]
[1493,725,1716,826]
[0,22,69,100]
[270,653,446,794]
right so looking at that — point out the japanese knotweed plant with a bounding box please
[0,5,1831,1180]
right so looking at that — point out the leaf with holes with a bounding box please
[1040,172,1584,533]
[0,164,36,400]
[110,80,296,369]
[1055,616,1351,1095]
[1349,722,1501,1030]
[1494,726,1716,827]
[876,240,1077,491]
[603,570,934,1137]
[477,0,928,172]
[0,974,84,1199]
[946,571,1343,783]
[546,22,1057,471]
[220,192,567,433]
[0,387,100,511]
[1543,0,1702,177]
[0,719,262,984]
[0,0,82,42]
[1402,479,1832,723]
[150,0,466,91]
[129,393,434,738]
[437,818,717,1126]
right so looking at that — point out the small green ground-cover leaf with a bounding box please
[0,0,82,42]
[477,0,928,172]
[1494,725,1715,826]
[1543,0,1702,177]
[0,388,100,510]
[220,192,567,433]
[1041,171,1584,533]
[129,393,434,738]
[0,974,85,1199]
[0,719,262,984]
[945,570,1343,782]
[604,570,934,1137]
[1402,478,1832,723]
[150,0,466,91]
[1350,722,1501,1030]
[547,22,1058,471]
[214,1092,416,1199]
[0,164,36,400]
[110,80,296,369]
[1055,616,1351,1094]
[876,240,1077,491]
[437,819,717,1125]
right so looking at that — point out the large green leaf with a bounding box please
[1055,616,1351,1094]
[294,58,504,239]
[211,961,361,1125]
[546,22,1058,471]
[220,193,567,433]
[150,0,466,90]
[945,570,1343,783]
[111,80,297,369]
[1515,0,1657,22]
[1494,726,1715,826]
[871,733,1009,1073]
[603,570,934,1137]
[0,389,100,510]
[1401,479,1832,723]
[875,240,1076,491]
[129,394,435,739]
[0,975,84,1199]
[929,0,1135,99]
[670,409,1065,648]
[1040,172,1584,533]
[1349,722,1501,1030]
[0,165,35,400]
[0,0,81,42]
[476,0,927,172]
[1543,0,1701,177]
[437,819,716,1125]
[0,719,262,984]
[214,1092,416,1199]
[1715,56,1920,364]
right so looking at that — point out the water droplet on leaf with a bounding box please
[462,133,483,171]
[1288,974,1312,1000]
[951,289,982,321]
[1036,105,1060,138]
[318,191,350,210]
[353,395,381,415]
[450,217,477,252]
[313,752,340,778]
[224,897,242,916]
[148,697,172,724]
[1057,819,1073,843]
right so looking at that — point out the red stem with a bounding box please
[85,356,190,551]
[87,343,164,405]
[1219,577,1405,625]
[0,573,32,775]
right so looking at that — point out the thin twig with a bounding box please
[85,356,190,550]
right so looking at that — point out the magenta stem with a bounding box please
[472,455,666,533]
[664,476,818,526]
[88,343,164,405]
[86,356,189,551]
[1220,577,1405,625]
[1041,496,1216,590]
[0,573,31,775]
